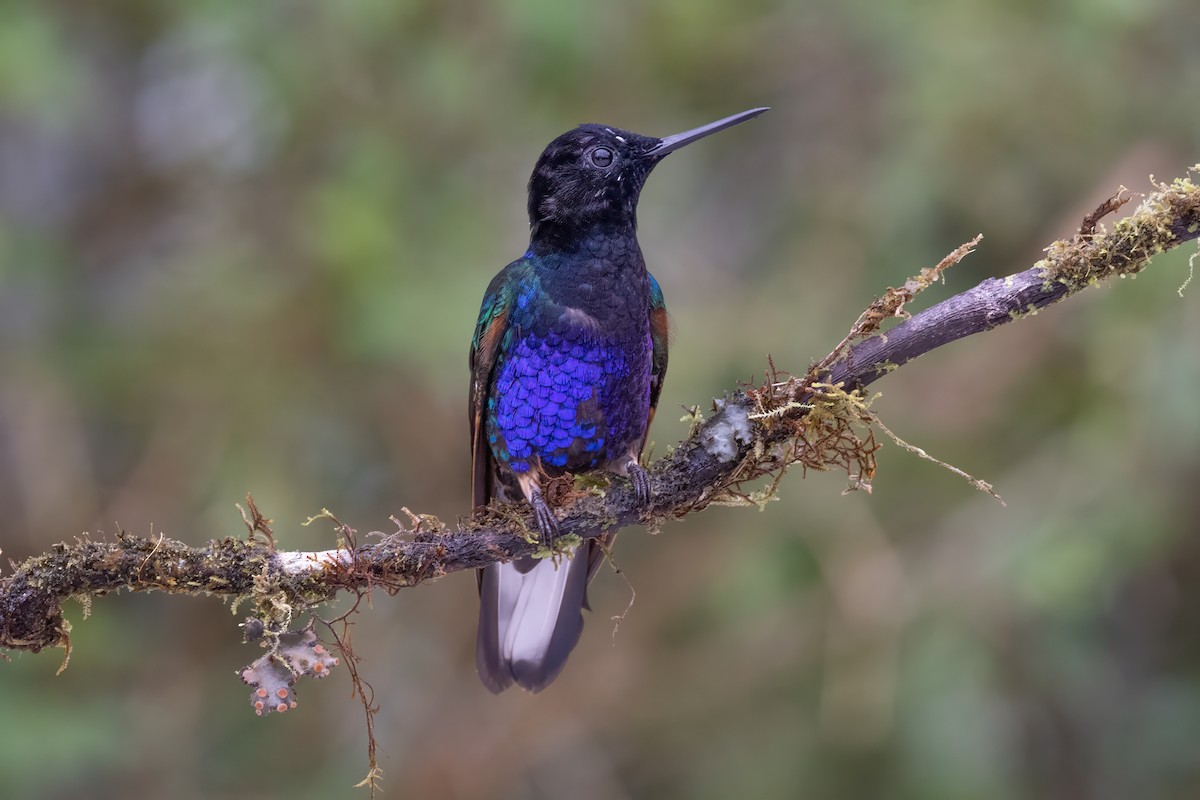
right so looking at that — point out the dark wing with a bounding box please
[472,261,591,693]
[644,271,670,449]
[469,267,515,511]
[587,273,670,589]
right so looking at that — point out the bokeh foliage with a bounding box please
[2,1,1200,798]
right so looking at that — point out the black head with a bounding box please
[527,107,768,246]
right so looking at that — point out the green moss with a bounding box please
[1040,178,1200,294]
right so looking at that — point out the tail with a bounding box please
[476,548,591,693]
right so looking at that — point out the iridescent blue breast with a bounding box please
[486,310,651,475]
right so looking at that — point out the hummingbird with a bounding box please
[469,107,768,693]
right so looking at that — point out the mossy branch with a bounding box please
[3,170,1199,664]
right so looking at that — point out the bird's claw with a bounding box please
[529,489,559,547]
[628,462,652,508]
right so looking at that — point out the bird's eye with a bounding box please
[589,147,613,167]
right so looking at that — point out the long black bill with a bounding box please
[643,107,769,158]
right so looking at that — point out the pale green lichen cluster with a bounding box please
[701,398,755,463]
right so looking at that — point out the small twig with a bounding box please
[1079,187,1130,236]
[237,494,276,549]
[873,417,1005,505]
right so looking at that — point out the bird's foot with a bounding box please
[529,489,559,547]
[628,461,652,508]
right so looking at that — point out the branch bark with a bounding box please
[3,172,1199,657]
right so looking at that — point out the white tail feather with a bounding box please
[477,543,590,693]
[497,551,575,666]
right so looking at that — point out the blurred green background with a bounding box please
[3,1,1200,798]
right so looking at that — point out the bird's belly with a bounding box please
[487,327,651,475]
